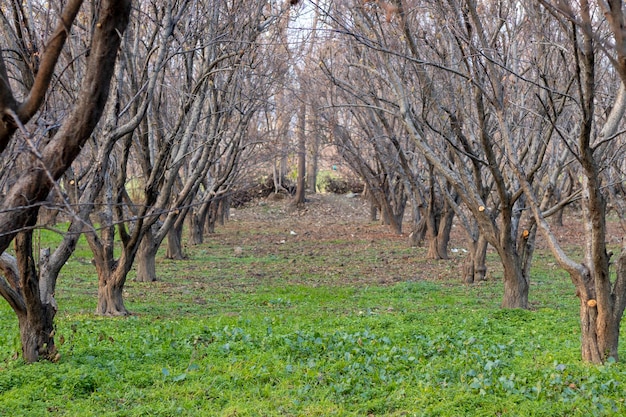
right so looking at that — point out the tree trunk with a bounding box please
[409,217,426,247]
[425,205,448,260]
[500,255,529,309]
[381,204,403,234]
[370,202,378,222]
[463,234,488,284]
[552,206,565,227]
[425,203,454,260]
[306,125,320,193]
[0,230,59,363]
[189,197,213,245]
[361,185,378,221]
[205,201,219,234]
[135,232,158,282]
[293,103,307,208]
[570,247,626,363]
[18,229,58,362]
[96,274,128,316]
[425,164,444,259]
[216,197,229,226]
[579,298,620,363]
[436,206,454,259]
[166,220,185,260]
[426,234,443,259]
[17,306,56,363]
[188,212,204,245]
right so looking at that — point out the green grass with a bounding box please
[0,221,625,416]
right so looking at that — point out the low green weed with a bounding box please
[0,219,625,416]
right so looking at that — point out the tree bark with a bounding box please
[370,203,378,221]
[216,197,229,226]
[166,220,185,260]
[135,231,158,282]
[501,264,529,309]
[463,234,488,284]
[293,103,306,208]
[425,205,454,260]
[409,217,426,247]
[96,273,128,316]
[89,223,131,315]
[17,304,56,363]
[574,250,626,364]
[205,201,219,234]
[188,212,204,245]
[0,230,59,363]
[436,205,454,259]
[306,114,320,193]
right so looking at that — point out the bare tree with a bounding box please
[0,0,131,362]
[510,0,626,363]
[318,0,585,308]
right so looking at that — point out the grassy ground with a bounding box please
[0,195,625,416]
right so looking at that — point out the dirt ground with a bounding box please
[230,193,393,240]
[229,192,623,251]
[205,193,622,291]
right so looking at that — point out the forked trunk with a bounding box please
[426,204,454,260]
[425,209,442,260]
[96,275,129,316]
[463,235,488,284]
[426,237,445,260]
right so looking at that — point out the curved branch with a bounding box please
[0,0,84,154]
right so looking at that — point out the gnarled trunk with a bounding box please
[426,234,444,259]
[96,275,128,316]
[426,203,454,260]
[93,246,130,316]
[425,208,442,259]
[17,305,56,363]
[0,230,60,363]
[436,208,454,259]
